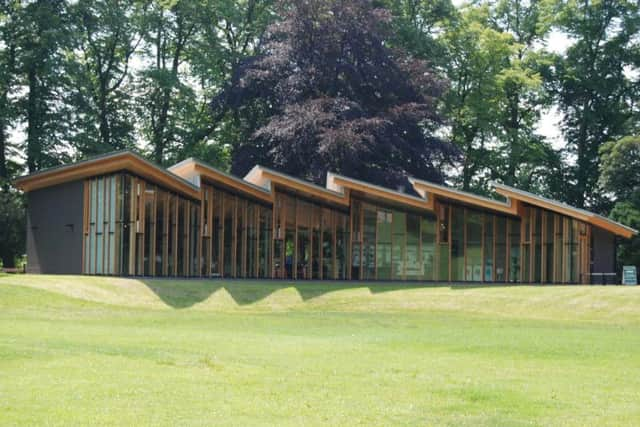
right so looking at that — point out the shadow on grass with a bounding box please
[140,278,528,309]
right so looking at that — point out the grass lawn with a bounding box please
[1,276,639,426]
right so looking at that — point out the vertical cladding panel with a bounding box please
[109,176,117,274]
[26,180,84,274]
[591,226,616,275]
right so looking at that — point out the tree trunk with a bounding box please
[26,68,39,173]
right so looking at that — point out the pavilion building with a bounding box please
[14,151,637,283]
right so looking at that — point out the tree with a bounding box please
[439,1,560,195]
[136,0,275,167]
[214,0,458,189]
[599,136,640,269]
[0,188,25,268]
[381,0,455,63]
[553,0,640,209]
[13,0,72,172]
[136,1,199,165]
[0,2,18,185]
[67,0,143,157]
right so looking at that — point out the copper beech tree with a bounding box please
[213,0,459,190]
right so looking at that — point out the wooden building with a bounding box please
[15,151,637,283]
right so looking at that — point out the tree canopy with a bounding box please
[214,0,459,189]
[0,0,639,267]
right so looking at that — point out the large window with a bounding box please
[376,210,392,280]
[483,215,493,282]
[509,219,521,282]
[421,216,436,280]
[84,173,198,277]
[405,214,421,280]
[495,216,507,282]
[465,211,483,281]
[450,206,465,282]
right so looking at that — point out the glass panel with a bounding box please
[177,199,187,276]
[495,216,506,282]
[258,207,272,278]
[108,176,116,275]
[569,219,579,283]
[483,214,493,282]
[223,194,235,277]
[143,185,154,276]
[465,211,483,281]
[545,212,554,283]
[554,216,563,282]
[392,211,406,280]
[533,209,542,282]
[119,175,131,276]
[156,192,165,276]
[362,206,376,280]
[312,207,321,279]
[96,177,104,275]
[509,219,521,282]
[322,208,334,280]
[421,215,436,280]
[285,195,295,279]
[405,214,421,280]
[450,206,465,281]
[376,209,392,280]
[246,204,256,278]
[236,199,245,277]
[296,200,311,279]
[167,195,176,276]
[191,204,200,276]
[212,189,222,276]
[336,212,348,280]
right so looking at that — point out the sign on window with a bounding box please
[622,266,637,285]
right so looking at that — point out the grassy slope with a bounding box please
[1,276,639,426]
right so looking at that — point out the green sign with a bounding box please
[622,266,637,285]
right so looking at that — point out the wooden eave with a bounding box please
[494,183,638,239]
[170,159,273,203]
[329,173,431,211]
[409,178,517,215]
[14,151,200,199]
[245,166,348,206]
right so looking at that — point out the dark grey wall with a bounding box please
[592,226,616,273]
[26,180,84,274]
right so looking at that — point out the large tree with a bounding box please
[13,0,72,172]
[66,0,143,156]
[599,135,640,270]
[213,0,458,189]
[553,0,640,210]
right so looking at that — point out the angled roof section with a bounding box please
[493,182,638,238]
[328,173,431,211]
[245,165,348,206]
[409,177,518,216]
[14,151,201,199]
[169,158,272,203]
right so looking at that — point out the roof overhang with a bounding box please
[329,173,431,211]
[409,177,517,215]
[245,166,348,206]
[170,159,273,203]
[493,183,638,239]
[14,151,201,199]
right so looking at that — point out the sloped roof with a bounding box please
[493,182,637,239]
[14,151,200,199]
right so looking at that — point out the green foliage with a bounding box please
[441,1,560,194]
[553,0,640,209]
[600,136,640,268]
[0,188,25,268]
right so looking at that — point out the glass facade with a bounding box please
[82,173,593,283]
